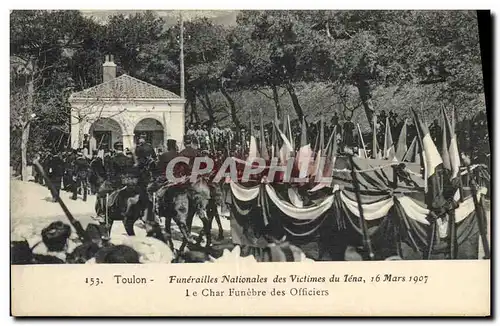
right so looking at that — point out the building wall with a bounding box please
[69,99,185,151]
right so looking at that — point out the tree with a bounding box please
[10,10,99,179]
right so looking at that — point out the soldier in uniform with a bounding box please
[134,133,157,222]
[186,123,197,140]
[63,150,76,191]
[89,150,105,195]
[82,134,90,152]
[157,139,179,181]
[47,151,65,202]
[95,143,133,219]
[72,151,90,202]
[210,122,222,150]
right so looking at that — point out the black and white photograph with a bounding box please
[10,9,491,268]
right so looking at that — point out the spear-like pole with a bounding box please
[348,154,374,260]
[33,160,88,242]
[465,163,490,259]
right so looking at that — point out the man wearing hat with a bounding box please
[94,142,132,220]
[133,134,157,222]
[157,139,179,180]
[71,150,90,201]
[135,133,156,167]
[89,150,105,195]
[47,151,65,202]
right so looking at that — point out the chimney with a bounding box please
[102,55,117,83]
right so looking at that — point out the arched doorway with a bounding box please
[89,118,123,151]
[134,118,164,148]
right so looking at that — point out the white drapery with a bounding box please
[265,184,335,221]
[229,181,260,202]
[339,191,394,221]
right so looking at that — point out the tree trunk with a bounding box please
[197,92,215,124]
[21,70,34,182]
[187,90,199,123]
[21,121,30,181]
[271,84,282,120]
[356,78,376,125]
[285,82,304,121]
[220,87,241,131]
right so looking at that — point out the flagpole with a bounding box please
[357,123,367,158]
[465,162,490,259]
[179,12,185,100]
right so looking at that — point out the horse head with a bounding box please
[190,176,212,221]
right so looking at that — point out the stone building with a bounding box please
[69,55,185,151]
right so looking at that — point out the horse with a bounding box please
[99,175,142,236]
[154,174,225,252]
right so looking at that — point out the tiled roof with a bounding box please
[70,74,181,100]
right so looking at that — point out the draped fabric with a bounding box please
[228,165,486,260]
[339,191,393,220]
[265,184,335,221]
[230,180,260,202]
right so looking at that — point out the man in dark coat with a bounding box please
[89,150,105,195]
[72,151,90,201]
[95,143,131,219]
[135,133,157,170]
[63,150,77,191]
[47,152,65,202]
[134,134,156,222]
[157,139,178,179]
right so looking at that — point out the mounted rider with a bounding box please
[133,133,157,222]
[95,142,134,219]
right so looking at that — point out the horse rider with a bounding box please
[71,150,90,202]
[134,133,157,222]
[156,139,179,183]
[95,142,132,220]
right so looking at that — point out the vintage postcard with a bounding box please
[10,9,491,316]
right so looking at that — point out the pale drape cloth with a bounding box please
[230,181,487,225]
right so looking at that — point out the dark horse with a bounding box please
[155,175,224,250]
[99,157,158,236]
[101,177,142,236]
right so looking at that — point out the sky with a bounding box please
[80,10,239,26]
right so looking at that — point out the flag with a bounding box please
[275,121,293,166]
[440,107,451,172]
[441,106,462,203]
[356,124,367,158]
[259,107,270,161]
[246,117,260,163]
[296,117,312,178]
[383,117,395,160]
[312,117,326,177]
[271,110,279,158]
[395,119,408,160]
[402,136,417,162]
[310,125,337,192]
[446,107,461,180]
[319,115,325,152]
[412,108,446,211]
